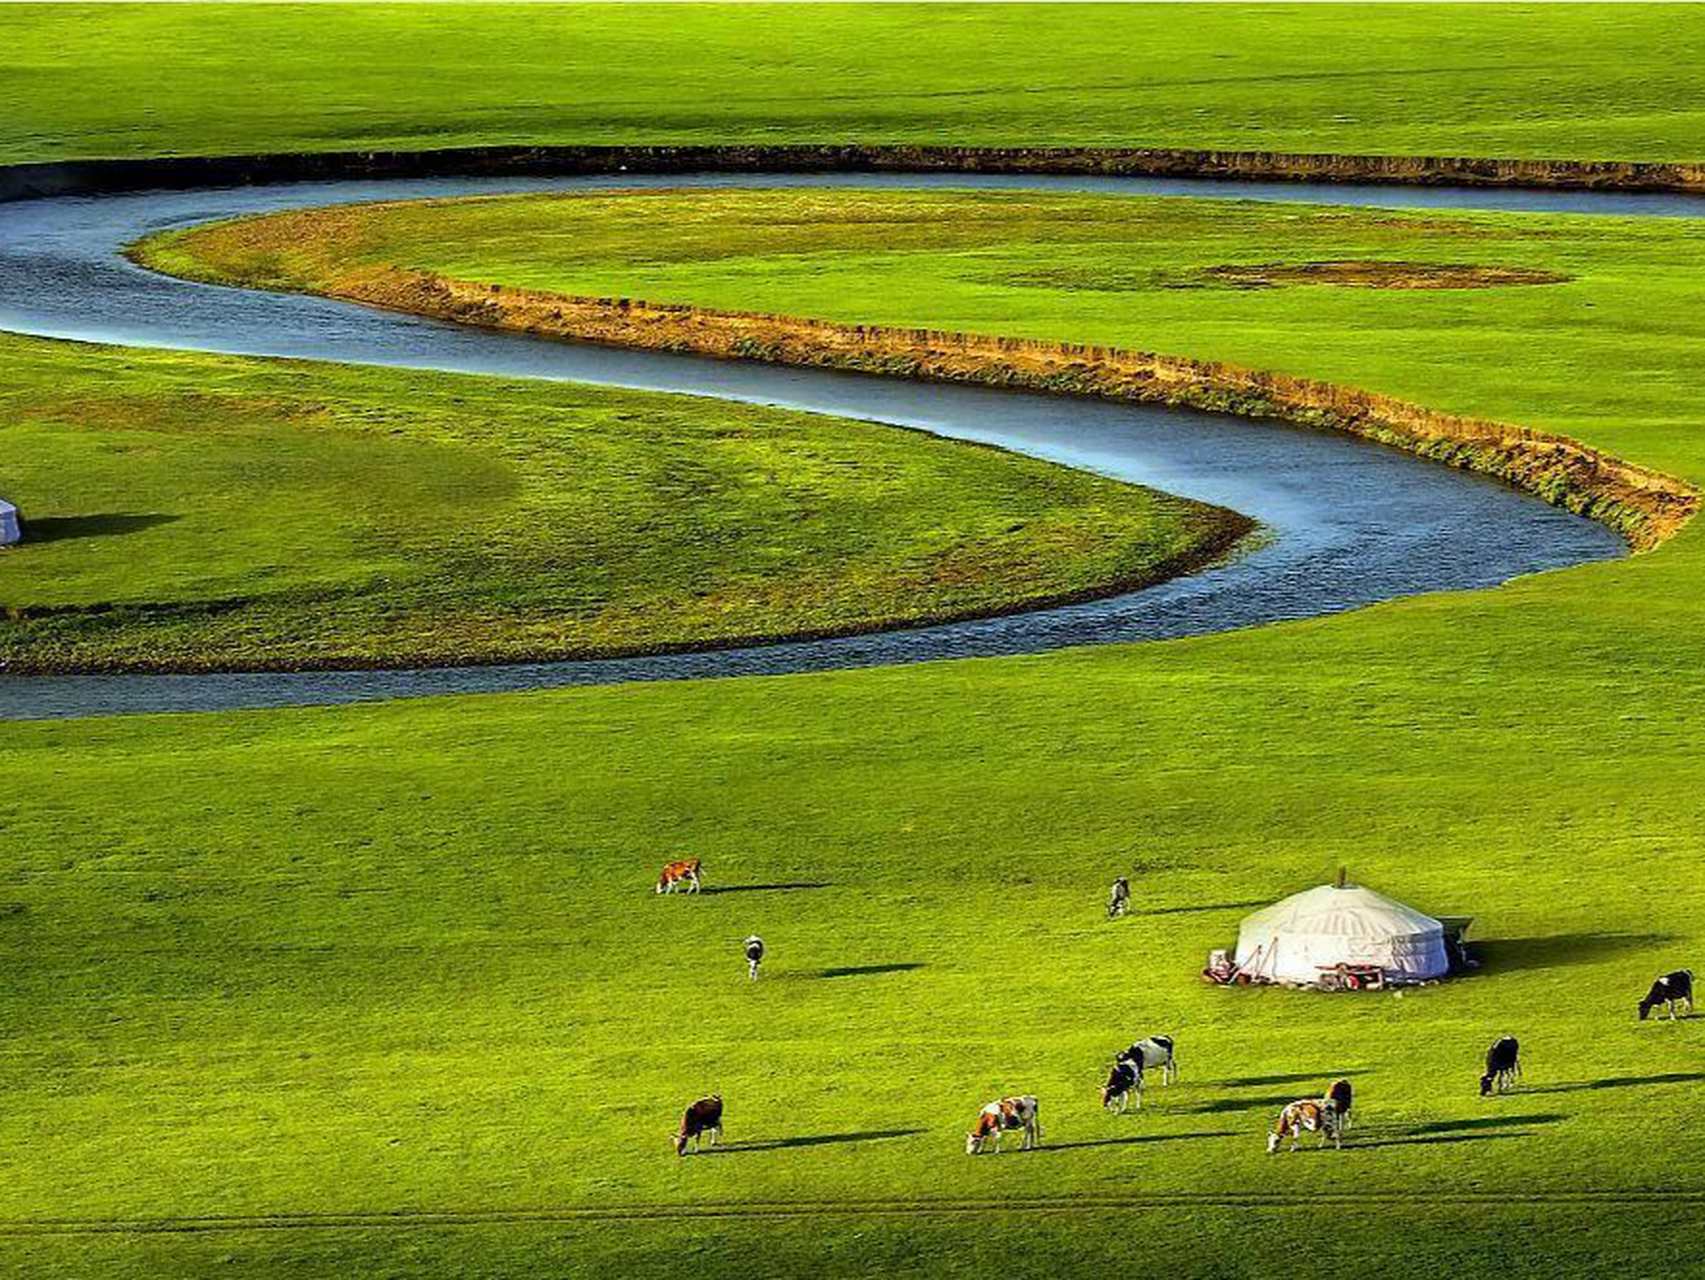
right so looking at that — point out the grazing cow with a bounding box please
[1107,877,1131,920]
[655,859,702,894]
[966,1096,1042,1154]
[744,935,766,981]
[1268,1099,1332,1153]
[1480,1035,1521,1096]
[1638,969,1694,1022]
[1119,1035,1178,1086]
[672,1095,723,1155]
[1322,1079,1354,1143]
[1100,1058,1141,1113]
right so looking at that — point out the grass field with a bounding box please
[3,550,1703,1277]
[8,4,1705,1277]
[140,186,1705,489]
[7,184,1704,1277]
[0,332,1233,671]
[3,4,1705,164]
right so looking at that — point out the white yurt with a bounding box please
[1234,880,1451,986]
[0,499,18,547]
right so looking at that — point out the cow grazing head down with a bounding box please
[1100,1059,1139,1112]
[1639,969,1693,1021]
[966,1097,1040,1154]
[1480,1036,1521,1095]
[671,1094,723,1156]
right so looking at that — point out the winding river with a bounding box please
[3,169,1686,721]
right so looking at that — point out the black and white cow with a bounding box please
[1100,1058,1141,1113]
[744,935,766,981]
[1119,1035,1177,1086]
[1107,877,1131,920]
[1638,969,1694,1022]
[1480,1036,1521,1096]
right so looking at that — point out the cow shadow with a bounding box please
[702,1129,921,1154]
[1216,1069,1371,1089]
[20,513,179,543]
[1342,1113,1564,1150]
[1033,1130,1240,1152]
[1524,1072,1705,1095]
[818,963,926,979]
[1473,932,1672,973]
[700,882,830,897]
[1138,900,1266,918]
[1188,1094,1305,1115]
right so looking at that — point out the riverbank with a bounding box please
[11,143,1705,205]
[0,332,1244,675]
[136,188,1702,550]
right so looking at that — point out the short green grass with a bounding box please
[146,186,1705,487]
[3,562,1703,1276]
[12,184,1705,1277]
[4,3,1705,164]
[0,332,1232,672]
[11,9,1705,1272]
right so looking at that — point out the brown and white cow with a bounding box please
[966,1096,1041,1154]
[1268,1098,1333,1153]
[672,1094,723,1155]
[655,859,702,895]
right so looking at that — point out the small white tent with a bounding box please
[0,499,18,547]
[1234,882,1450,986]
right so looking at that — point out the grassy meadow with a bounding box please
[6,4,1705,1276]
[8,184,1705,1276]
[0,333,1231,671]
[1,4,1704,164]
[142,187,1705,486]
[3,555,1703,1277]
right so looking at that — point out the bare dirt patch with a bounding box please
[1188,260,1571,290]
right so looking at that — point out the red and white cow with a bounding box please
[655,859,702,894]
[966,1096,1041,1154]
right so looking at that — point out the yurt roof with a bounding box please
[1238,883,1443,939]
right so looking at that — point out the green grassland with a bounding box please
[9,5,1705,1275]
[141,187,1705,487]
[8,185,1705,1277]
[3,556,1703,1277]
[0,333,1233,671]
[3,3,1705,164]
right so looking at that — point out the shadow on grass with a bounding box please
[1032,1130,1240,1152]
[700,883,831,897]
[22,513,179,543]
[1189,1095,1307,1115]
[1216,1069,1371,1089]
[819,963,926,979]
[1339,1114,1565,1150]
[1524,1072,1705,1095]
[702,1129,922,1154]
[1138,900,1266,917]
[1474,932,1673,973]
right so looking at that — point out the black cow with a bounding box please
[1638,969,1694,1022]
[1480,1036,1521,1096]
